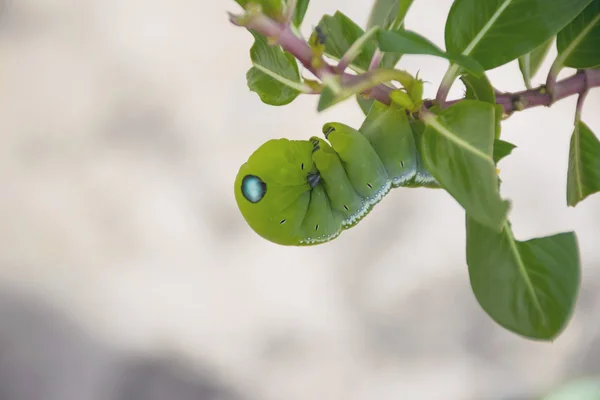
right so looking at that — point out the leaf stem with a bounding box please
[575,88,589,124]
[436,64,460,107]
[368,48,384,71]
[283,0,297,25]
[546,12,600,99]
[337,27,380,73]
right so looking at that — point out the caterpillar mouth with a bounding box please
[307,172,320,188]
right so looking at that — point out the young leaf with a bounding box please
[460,73,505,138]
[460,72,495,104]
[367,0,415,69]
[235,0,282,18]
[377,30,484,76]
[421,100,510,230]
[445,0,594,70]
[466,217,580,340]
[247,31,304,106]
[556,0,600,69]
[317,82,338,112]
[316,11,377,72]
[567,121,600,206]
[368,0,404,30]
[356,95,374,115]
[292,0,310,27]
[493,139,516,164]
[518,38,554,89]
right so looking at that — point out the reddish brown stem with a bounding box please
[231,12,599,114]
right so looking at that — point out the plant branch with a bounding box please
[230,11,600,115]
[492,69,598,115]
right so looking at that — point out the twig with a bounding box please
[231,11,600,115]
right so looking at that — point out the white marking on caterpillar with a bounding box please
[391,165,417,186]
[298,180,392,245]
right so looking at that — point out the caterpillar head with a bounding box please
[234,139,316,245]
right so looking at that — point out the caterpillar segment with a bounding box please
[234,103,439,246]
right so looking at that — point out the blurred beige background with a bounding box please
[1,1,599,399]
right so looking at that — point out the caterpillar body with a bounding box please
[234,102,439,246]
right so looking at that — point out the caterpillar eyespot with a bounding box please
[234,102,439,246]
[241,175,267,204]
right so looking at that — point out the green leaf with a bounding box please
[317,84,337,111]
[235,0,282,18]
[518,38,554,89]
[556,0,600,69]
[567,120,600,206]
[377,30,484,76]
[367,0,415,69]
[460,72,504,138]
[460,72,495,104]
[493,139,516,164]
[292,0,310,27]
[367,0,395,29]
[466,217,580,340]
[316,11,377,72]
[421,100,509,230]
[246,31,304,106]
[445,0,594,70]
[356,95,374,115]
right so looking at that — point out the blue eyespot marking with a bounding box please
[241,175,266,203]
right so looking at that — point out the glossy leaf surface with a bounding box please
[316,11,377,72]
[467,218,580,340]
[378,30,484,75]
[518,38,554,89]
[246,32,303,106]
[556,0,600,69]
[567,121,600,206]
[421,100,509,230]
[445,0,594,70]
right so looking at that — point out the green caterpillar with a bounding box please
[234,101,439,246]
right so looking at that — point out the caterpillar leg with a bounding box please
[299,182,344,245]
[408,119,440,188]
[322,122,391,202]
[311,137,369,226]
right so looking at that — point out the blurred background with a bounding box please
[1,0,600,399]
